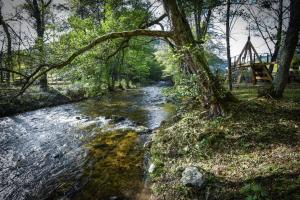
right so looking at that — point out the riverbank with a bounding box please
[0,87,87,117]
[0,81,172,118]
[149,86,300,200]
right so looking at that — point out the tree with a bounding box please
[53,0,159,94]
[163,0,232,116]
[268,0,300,98]
[226,0,232,90]
[188,0,215,41]
[23,0,53,91]
[246,0,286,74]
[214,0,243,91]
[0,1,12,84]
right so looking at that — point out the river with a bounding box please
[0,83,175,200]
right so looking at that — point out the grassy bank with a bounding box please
[150,85,300,200]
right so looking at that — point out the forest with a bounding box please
[0,0,299,200]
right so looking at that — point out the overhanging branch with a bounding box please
[18,29,174,95]
[55,29,173,69]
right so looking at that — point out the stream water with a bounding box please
[0,83,175,200]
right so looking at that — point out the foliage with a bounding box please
[156,45,225,103]
[163,74,202,102]
[240,183,269,200]
[47,1,163,96]
[292,53,300,69]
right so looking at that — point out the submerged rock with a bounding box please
[107,115,126,123]
[180,166,204,188]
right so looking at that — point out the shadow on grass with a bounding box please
[197,101,300,156]
[191,171,300,200]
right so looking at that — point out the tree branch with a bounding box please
[141,13,167,29]
[106,39,130,62]
[0,68,28,78]
[106,14,168,62]
[18,29,174,95]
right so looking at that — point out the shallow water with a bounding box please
[0,84,175,200]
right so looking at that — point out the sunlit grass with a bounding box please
[232,83,300,103]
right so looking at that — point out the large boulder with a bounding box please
[180,166,204,188]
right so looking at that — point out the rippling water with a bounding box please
[0,85,175,200]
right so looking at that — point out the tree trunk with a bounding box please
[37,39,48,91]
[0,8,12,84]
[226,0,232,91]
[32,0,48,91]
[108,78,115,92]
[126,79,130,88]
[269,0,283,74]
[0,50,3,83]
[164,0,231,116]
[193,0,203,42]
[269,0,300,98]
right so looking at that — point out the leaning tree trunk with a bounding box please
[269,0,300,98]
[164,0,231,117]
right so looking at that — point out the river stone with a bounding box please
[183,146,189,152]
[180,166,204,188]
[148,163,156,173]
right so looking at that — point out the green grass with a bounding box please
[232,83,300,102]
[150,83,300,200]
